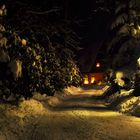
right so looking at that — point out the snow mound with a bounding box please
[106,89,134,106]
[33,92,48,101]
[18,99,44,115]
[132,103,140,117]
[107,89,140,116]
[0,99,45,140]
[47,97,62,107]
[64,86,83,94]
[5,99,45,121]
[64,85,109,97]
[117,97,139,113]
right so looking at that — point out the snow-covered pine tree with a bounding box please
[0,4,82,101]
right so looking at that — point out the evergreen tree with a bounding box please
[0,4,82,100]
[107,0,140,69]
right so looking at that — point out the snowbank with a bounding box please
[64,86,109,96]
[0,99,45,140]
[64,86,83,94]
[107,89,140,117]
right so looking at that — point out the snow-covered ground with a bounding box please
[0,87,140,140]
[106,89,140,116]
[64,85,109,96]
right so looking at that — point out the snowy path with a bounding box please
[24,95,140,140]
[27,104,140,140]
[1,93,140,140]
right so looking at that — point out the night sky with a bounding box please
[68,0,111,45]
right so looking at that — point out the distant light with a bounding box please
[91,77,95,84]
[84,78,89,85]
[83,75,89,85]
[96,63,100,68]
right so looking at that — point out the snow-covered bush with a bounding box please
[106,89,134,109]
[118,97,139,113]
[131,101,140,117]
[0,5,82,100]
[107,90,140,116]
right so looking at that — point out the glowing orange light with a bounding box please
[91,77,95,84]
[83,75,89,85]
[96,63,100,68]
[84,78,89,84]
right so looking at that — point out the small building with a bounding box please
[83,62,105,85]
[78,42,108,85]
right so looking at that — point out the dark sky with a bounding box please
[69,0,111,46]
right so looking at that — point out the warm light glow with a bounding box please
[116,71,124,79]
[91,77,95,84]
[83,75,89,85]
[84,78,89,84]
[137,57,140,66]
[96,63,100,68]
[21,39,27,46]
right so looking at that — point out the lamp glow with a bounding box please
[96,63,100,68]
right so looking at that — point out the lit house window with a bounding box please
[91,77,95,84]
[83,75,89,85]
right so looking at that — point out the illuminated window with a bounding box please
[83,75,89,85]
[91,77,95,84]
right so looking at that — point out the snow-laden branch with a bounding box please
[26,8,60,15]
